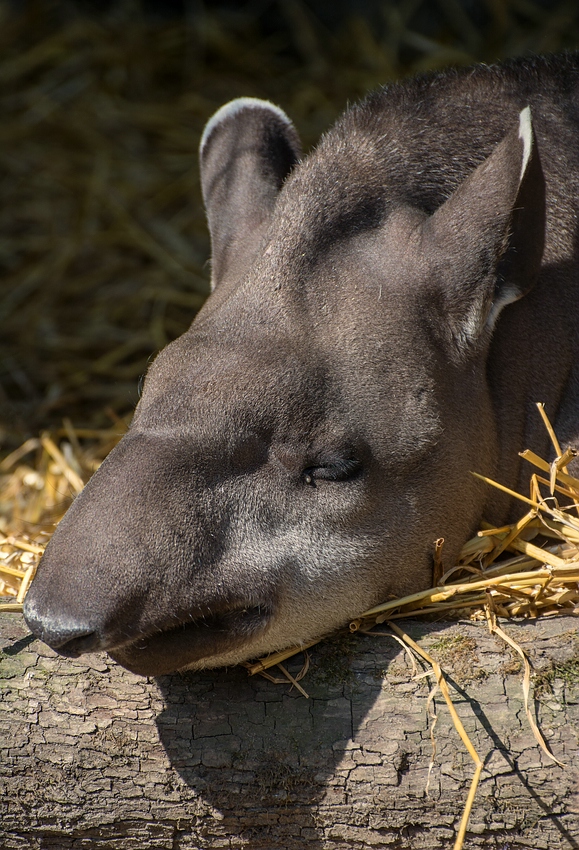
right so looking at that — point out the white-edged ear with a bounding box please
[422,106,545,356]
[200,98,301,290]
[200,97,294,156]
[518,105,533,181]
[484,107,538,330]
[487,106,545,330]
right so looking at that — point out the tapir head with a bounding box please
[24,96,545,675]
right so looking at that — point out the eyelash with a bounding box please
[303,457,362,484]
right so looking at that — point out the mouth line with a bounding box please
[108,603,273,675]
[134,604,268,645]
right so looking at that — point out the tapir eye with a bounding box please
[303,456,362,484]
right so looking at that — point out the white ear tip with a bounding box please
[518,105,533,180]
[200,97,293,155]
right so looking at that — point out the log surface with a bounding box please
[1,613,578,850]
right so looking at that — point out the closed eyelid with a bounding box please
[304,456,362,481]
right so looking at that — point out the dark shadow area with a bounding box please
[155,631,398,848]
[1,630,36,656]
[156,618,579,848]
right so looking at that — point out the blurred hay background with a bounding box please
[2,0,579,454]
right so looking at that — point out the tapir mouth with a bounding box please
[24,575,276,676]
[107,603,274,676]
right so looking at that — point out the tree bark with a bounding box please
[1,613,578,850]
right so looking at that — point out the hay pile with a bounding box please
[0,421,125,603]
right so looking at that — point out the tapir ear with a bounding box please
[423,106,545,354]
[200,98,301,290]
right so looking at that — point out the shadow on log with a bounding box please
[1,614,578,849]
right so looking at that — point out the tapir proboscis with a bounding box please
[23,53,579,676]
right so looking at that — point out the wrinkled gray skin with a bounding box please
[24,54,579,676]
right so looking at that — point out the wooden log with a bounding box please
[1,613,578,850]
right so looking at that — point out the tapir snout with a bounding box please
[23,432,280,674]
[24,55,579,674]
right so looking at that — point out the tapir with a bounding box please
[24,53,579,676]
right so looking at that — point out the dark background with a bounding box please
[2,0,579,452]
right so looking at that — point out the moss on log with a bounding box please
[1,614,578,849]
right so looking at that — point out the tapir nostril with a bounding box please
[23,599,102,656]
